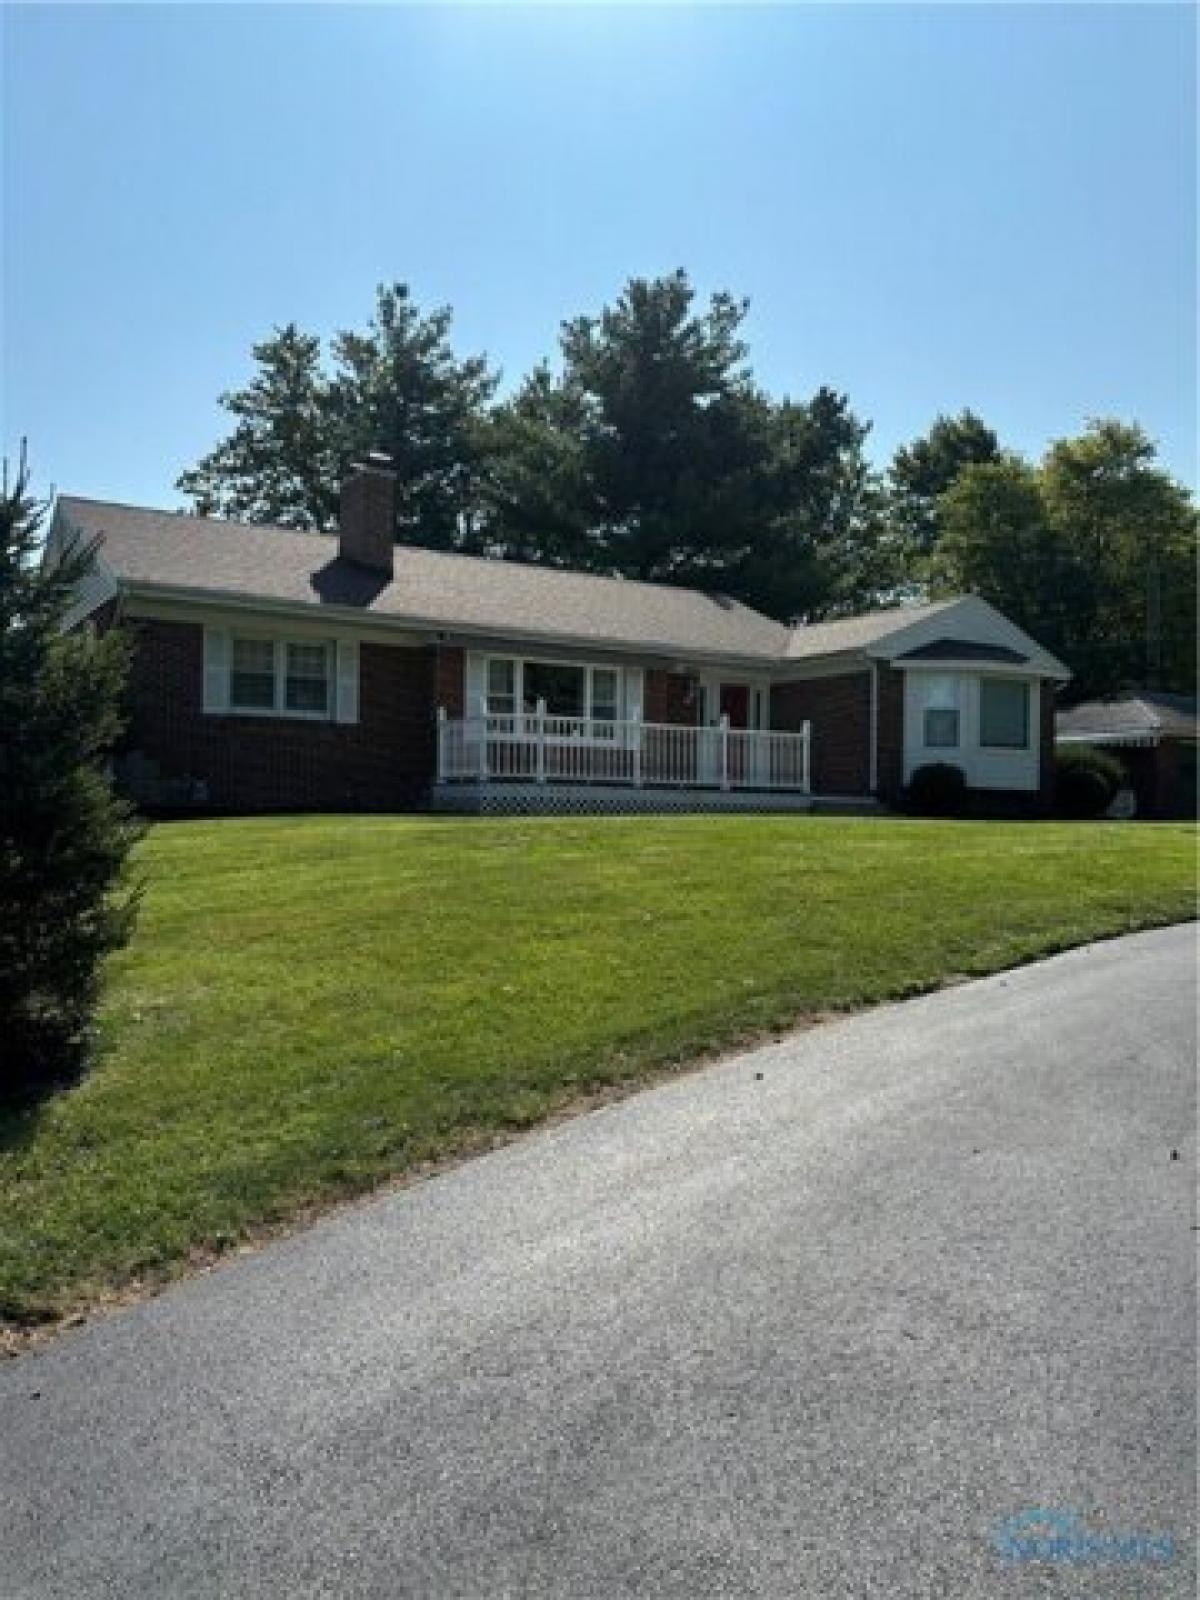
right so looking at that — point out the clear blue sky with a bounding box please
[3,3,1196,509]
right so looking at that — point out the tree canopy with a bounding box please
[888,409,1000,565]
[179,284,496,547]
[177,274,1196,678]
[932,421,1197,697]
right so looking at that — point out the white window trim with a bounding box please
[480,652,632,741]
[224,630,335,722]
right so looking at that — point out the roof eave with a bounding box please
[119,578,786,672]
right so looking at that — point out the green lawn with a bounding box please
[1,814,1194,1327]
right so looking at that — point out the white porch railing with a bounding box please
[436,705,811,793]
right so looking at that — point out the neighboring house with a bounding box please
[1056,692,1197,819]
[49,461,1070,816]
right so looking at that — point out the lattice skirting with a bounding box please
[431,782,818,816]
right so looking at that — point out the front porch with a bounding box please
[434,708,812,813]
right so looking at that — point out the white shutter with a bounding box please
[335,638,359,724]
[203,627,230,713]
[624,665,644,722]
[465,651,486,717]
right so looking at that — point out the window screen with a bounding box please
[285,643,330,714]
[591,668,619,721]
[924,708,960,748]
[230,638,276,709]
[486,658,516,716]
[979,679,1029,748]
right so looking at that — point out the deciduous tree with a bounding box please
[931,421,1197,697]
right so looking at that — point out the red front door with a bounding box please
[719,683,750,729]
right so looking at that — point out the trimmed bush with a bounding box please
[1054,745,1126,819]
[903,762,968,817]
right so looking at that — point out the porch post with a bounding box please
[536,697,547,784]
[436,705,446,781]
[475,692,489,783]
[632,711,642,787]
[720,712,730,791]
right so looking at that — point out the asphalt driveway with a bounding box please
[1,923,1195,1598]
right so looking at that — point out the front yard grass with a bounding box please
[1,814,1194,1328]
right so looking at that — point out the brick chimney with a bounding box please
[338,454,396,576]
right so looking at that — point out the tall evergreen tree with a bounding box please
[327,284,497,548]
[177,324,335,530]
[479,272,888,618]
[749,387,894,620]
[178,284,496,547]
[0,452,141,1099]
[475,365,595,565]
[889,410,1000,563]
[557,270,766,584]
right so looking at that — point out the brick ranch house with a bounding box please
[50,462,1070,816]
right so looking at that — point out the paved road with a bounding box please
[2,925,1195,1599]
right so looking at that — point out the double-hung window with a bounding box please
[590,668,620,738]
[230,638,277,711]
[921,675,960,749]
[284,643,331,715]
[228,635,332,718]
[485,658,517,720]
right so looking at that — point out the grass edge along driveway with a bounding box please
[2,813,1195,1332]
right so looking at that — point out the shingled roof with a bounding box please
[1057,691,1197,744]
[781,598,959,659]
[53,495,1067,676]
[56,497,792,664]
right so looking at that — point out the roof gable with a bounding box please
[861,595,1070,679]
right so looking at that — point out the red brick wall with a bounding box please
[644,669,700,726]
[121,619,436,812]
[771,672,872,796]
